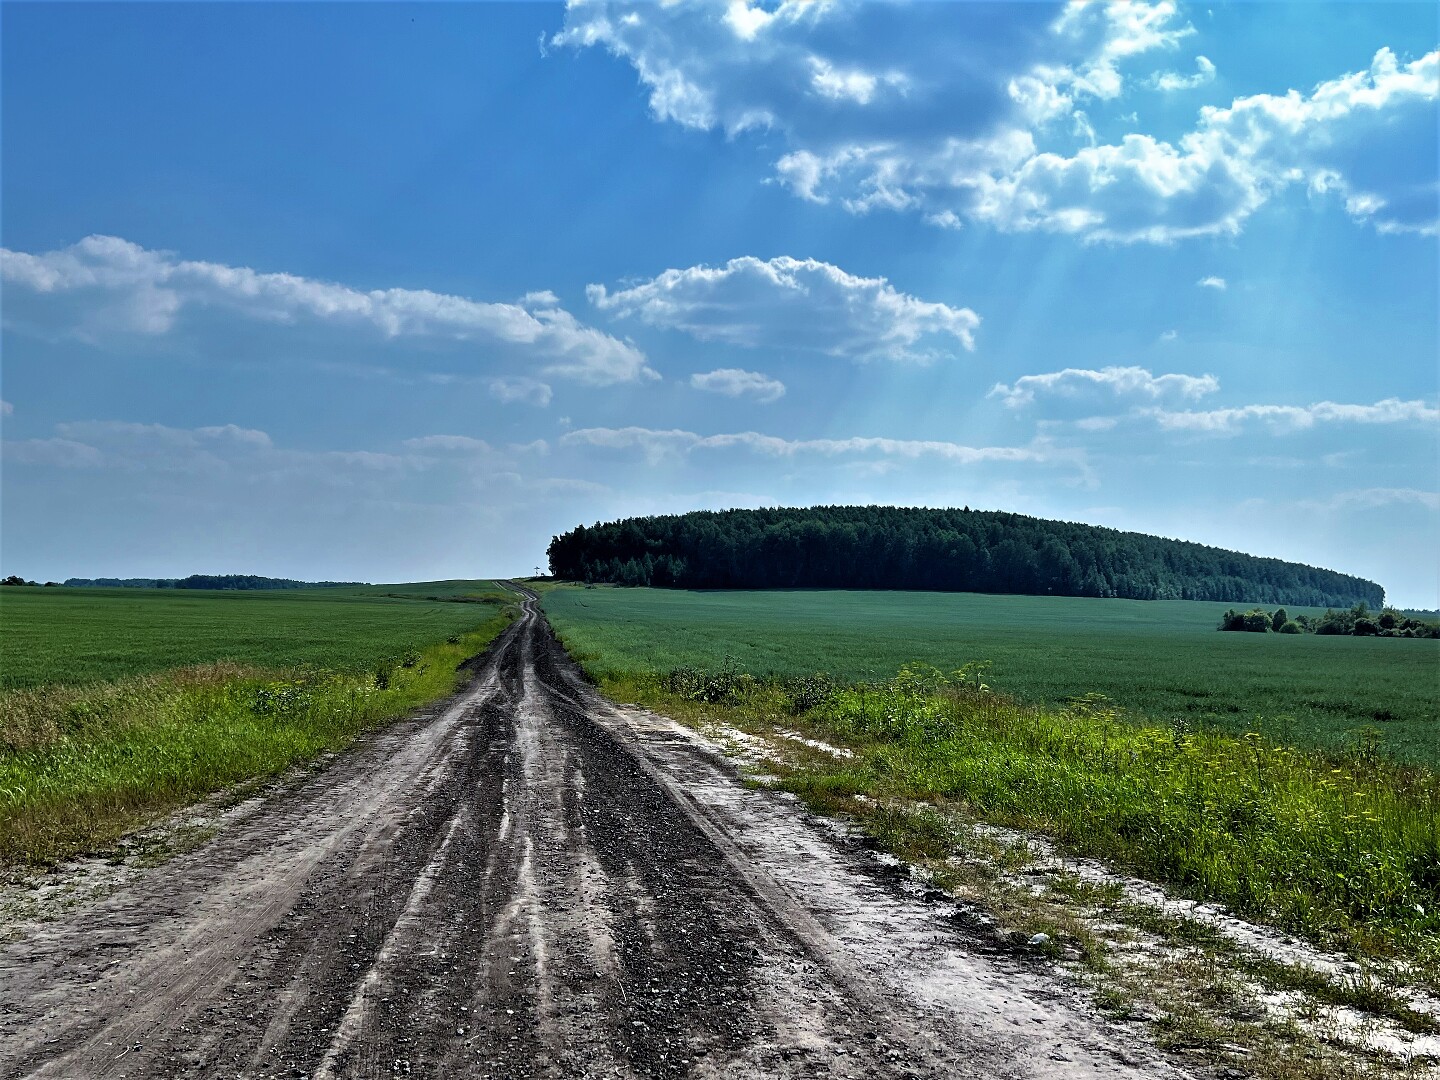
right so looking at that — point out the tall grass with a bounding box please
[605,661,1440,978]
[0,613,511,864]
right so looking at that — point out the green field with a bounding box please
[541,586,1440,764]
[0,581,507,689]
[0,581,515,863]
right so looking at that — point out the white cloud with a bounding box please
[972,47,1440,241]
[1197,275,1227,290]
[561,425,1065,468]
[589,255,980,360]
[488,376,554,406]
[990,365,1219,408]
[401,435,493,453]
[0,235,654,385]
[1151,55,1216,92]
[1,437,106,469]
[1146,397,1440,433]
[1159,329,1178,342]
[55,420,274,450]
[558,2,1438,242]
[689,368,786,403]
[4,420,571,483]
[0,400,12,416]
[1301,487,1440,513]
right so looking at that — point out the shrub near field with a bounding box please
[541,586,1440,765]
[0,581,507,689]
[0,582,515,863]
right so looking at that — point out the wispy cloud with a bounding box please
[689,368,786,403]
[1197,276,1227,290]
[1,235,655,385]
[488,376,553,407]
[1145,398,1440,433]
[561,425,1066,468]
[991,366,1219,408]
[1151,55,1216,92]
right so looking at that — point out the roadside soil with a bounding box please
[0,588,1192,1079]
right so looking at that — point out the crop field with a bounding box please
[0,580,506,689]
[0,581,515,863]
[543,584,1440,982]
[541,585,1439,765]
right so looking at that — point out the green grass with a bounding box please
[541,586,1439,765]
[0,580,506,689]
[596,668,1440,983]
[0,582,516,864]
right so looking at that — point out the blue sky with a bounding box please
[2,1,1436,605]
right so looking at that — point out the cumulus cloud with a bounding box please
[558,2,1438,241]
[918,46,1439,242]
[1197,275,1227,290]
[990,365,1219,408]
[561,425,1064,468]
[589,256,980,360]
[1146,397,1440,433]
[0,235,654,385]
[689,368,786,403]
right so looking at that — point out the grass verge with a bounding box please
[0,608,513,865]
[595,661,1440,985]
[591,659,1440,1078]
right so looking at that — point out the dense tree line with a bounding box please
[60,575,367,590]
[1219,604,1438,638]
[547,506,1385,607]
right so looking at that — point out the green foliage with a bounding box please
[0,581,505,689]
[630,661,1440,975]
[1223,602,1438,640]
[547,505,1384,606]
[1219,608,1273,632]
[542,586,1440,765]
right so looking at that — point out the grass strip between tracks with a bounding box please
[0,608,515,865]
[589,662,1440,989]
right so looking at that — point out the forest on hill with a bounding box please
[546,506,1384,608]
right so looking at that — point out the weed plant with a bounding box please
[604,659,1440,982]
[0,609,513,864]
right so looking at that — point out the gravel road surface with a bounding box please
[0,588,1190,1079]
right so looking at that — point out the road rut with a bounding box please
[0,588,1189,1079]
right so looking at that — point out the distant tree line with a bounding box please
[546,506,1385,607]
[57,575,368,590]
[1219,603,1439,638]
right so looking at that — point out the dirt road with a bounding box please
[0,589,1188,1079]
